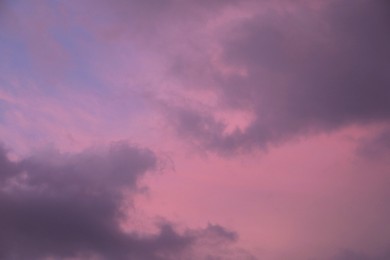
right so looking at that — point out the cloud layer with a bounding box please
[1,0,389,259]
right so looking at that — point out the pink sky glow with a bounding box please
[0,1,389,259]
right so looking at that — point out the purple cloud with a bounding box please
[0,143,242,259]
[1,1,389,258]
[163,0,390,153]
[357,126,390,159]
[333,249,390,260]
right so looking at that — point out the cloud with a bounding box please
[333,249,390,260]
[2,0,389,155]
[0,143,242,259]
[0,145,19,182]
[357,126,390,159]
[162,0,390,153]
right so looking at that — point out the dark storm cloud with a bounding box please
[0,143,239,260]
[167,0,390,153]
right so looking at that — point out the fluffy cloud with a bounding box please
[0,143,242,259]
[163,0,390,153]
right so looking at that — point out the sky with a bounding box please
[0,0,389,259]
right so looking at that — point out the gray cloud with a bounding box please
[0,143,241,259]
[166,0,390,153]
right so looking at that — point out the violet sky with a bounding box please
[0,0,390,259]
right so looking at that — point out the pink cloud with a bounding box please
[0,0,389,259]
